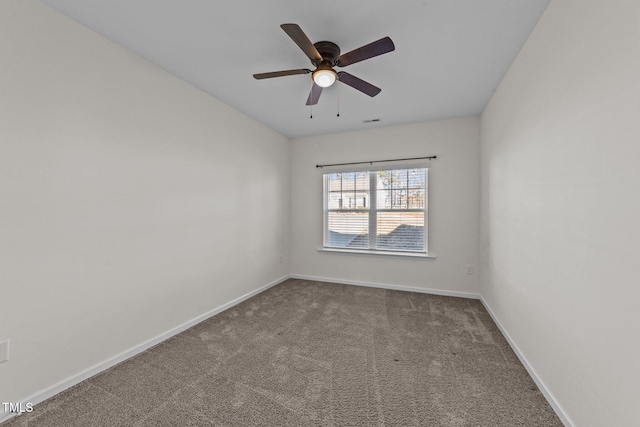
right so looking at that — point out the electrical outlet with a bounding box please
[466,265,475,275]
[0,340,9,363]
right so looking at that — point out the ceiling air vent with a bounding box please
[363,118,381,123]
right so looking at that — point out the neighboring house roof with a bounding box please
[329,223,424,251]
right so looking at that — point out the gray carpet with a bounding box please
[2,279,563,426]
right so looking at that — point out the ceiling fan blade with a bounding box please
[253,69,312,79]
[336,36,395,67]
[337,72,381,97]
[306,83,323,105]
[281,23,323,62]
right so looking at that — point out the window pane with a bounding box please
[326,173,342,210]
[408,168,425,188]
[327,191,342,209]
[392,169,408,189]
[377,187,391,209]
[377,170,392,187]
[326,172,370,210]
[355,191,368,209]
[326,212,369,249]
[376,211,424,251]
[407,188,425,208]
[392,189,407,209]
[376,171,392,209]
[342,172,356,191]
[355,171,369,191]
[328,173,342,190]
[342,191,356,209]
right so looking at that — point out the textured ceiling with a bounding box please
[40,0,550,139]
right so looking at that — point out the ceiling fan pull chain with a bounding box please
[310,82,314,118]
[336,80,340,117]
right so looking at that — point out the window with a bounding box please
[323,167,428,254]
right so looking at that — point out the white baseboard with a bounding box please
[290,274,481,300]
[0,275,289,424]
[479,297,574,427]
[1,275,572,427]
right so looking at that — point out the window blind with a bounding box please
[323,167,428,253]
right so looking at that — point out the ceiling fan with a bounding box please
[253,24,395,105]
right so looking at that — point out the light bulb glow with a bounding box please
[313,69,337,88]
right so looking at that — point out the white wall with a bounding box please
[7,0,637,424]
[0,0,290,410]
[480,0,640,425]
[291,117,480,296]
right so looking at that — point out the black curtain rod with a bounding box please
[316,155,437,169]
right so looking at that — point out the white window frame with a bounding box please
[321,164,431,258]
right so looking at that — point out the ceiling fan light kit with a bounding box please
[312,68,336,88]
[253,23,395,106]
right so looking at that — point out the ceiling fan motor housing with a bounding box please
[312,41,341,66]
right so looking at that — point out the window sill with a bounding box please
[318,247,436,260]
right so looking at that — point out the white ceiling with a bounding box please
[40,0,550,139]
